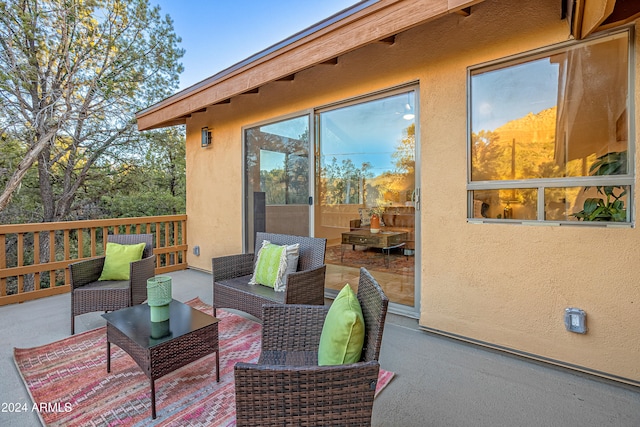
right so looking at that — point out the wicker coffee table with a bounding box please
[102,300,220,419]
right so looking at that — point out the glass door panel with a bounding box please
[316,90,417,308]
[244,115,310,250]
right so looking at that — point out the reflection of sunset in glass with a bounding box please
[319,92,416,209]
[469,33,630,222]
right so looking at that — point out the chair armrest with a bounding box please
[69,257,105,289]
[211,253,255,282]
[234,360,380,427]
[284,264,326,305]
[130,255,156,305]
[261,304,329,352]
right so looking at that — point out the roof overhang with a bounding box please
[137,0,640,131]
[135,0,485,131]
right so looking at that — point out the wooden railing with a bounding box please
[0,215,187,306]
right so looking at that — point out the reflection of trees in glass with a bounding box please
[471,130,504,181]
[374,123,416,205]
[393,123,416,175]
[471,108,560,181]
[245,125,309,205]
[260,152,309,205]
[261,168,286,204]
[320,158,372,205]
[321,123,416,207]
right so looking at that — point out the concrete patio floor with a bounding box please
[1,269,639,426]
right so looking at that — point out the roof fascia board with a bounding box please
[137,0,483,130]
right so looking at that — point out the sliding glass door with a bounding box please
[315,88,418,310]
[244,115,311,251]
[242,88,419,312]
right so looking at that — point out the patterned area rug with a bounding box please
[325,244,414,277]
[14,298,394,426]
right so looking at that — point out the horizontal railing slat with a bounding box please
[0,215,187,234]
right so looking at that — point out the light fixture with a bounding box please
[201,127,212,147]
[402,93,415,120]
[402,105,415,120]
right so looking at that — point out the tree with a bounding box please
[99,127,186,217]
[470,130,504,181]
[321,157,372,205]
[0,0,184,221]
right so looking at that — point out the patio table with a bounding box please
[102,300,220,419]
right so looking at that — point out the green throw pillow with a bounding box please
[248,242,287,289]
[98,242,146,281]
[318,284,365,365]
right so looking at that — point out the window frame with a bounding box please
[466,28,635,227]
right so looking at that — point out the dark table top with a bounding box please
[102,300,219,349]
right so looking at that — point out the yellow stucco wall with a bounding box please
[184,0,640,382]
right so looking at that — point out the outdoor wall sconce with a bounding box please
[201,127,212,147]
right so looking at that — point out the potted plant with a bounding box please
[573,151,627,222]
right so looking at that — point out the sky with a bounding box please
[471,58,559,132]
[151,0,362,91]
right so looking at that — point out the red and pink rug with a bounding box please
[13,298,394,426]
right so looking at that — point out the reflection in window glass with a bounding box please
[318,92,416,211]
[545,186,629,222]
[245,116,309,205]
[471,189,537,220]
[471,33,628,181]
[468,31,632,224]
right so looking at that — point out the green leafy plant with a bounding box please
[573,151,627,222]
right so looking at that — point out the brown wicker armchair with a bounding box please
[212,232,327,320]
[70,234,155,334]
[234,267,389,426]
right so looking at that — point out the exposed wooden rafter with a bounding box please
[277,74,296,81]
[321,57,339,65]
[378,35,396,45]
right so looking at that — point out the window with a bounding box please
[468,31,632,224]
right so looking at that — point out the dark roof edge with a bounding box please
[137,0,378,117]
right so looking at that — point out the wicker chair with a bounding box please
[234,267,389,426]
[212,232,327,320]
[70,234,155,334]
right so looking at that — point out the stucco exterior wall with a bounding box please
[184,0,640,382]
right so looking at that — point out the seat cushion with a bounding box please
[318,284,365,365]
[216,276,285,303]
[258,350,318,366]
[98,242,146,281]
[79,280,130,290]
